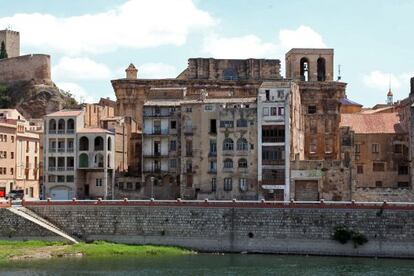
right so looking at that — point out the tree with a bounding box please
[0,41,8,59]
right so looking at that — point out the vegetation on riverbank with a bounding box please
[0,240,192,261]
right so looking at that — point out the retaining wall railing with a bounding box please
[21,198,414,210]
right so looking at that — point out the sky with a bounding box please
[0,0,413,106]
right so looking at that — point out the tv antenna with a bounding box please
[337,64,342,81]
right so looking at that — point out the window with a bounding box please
[204,105,213,111]
[220,120,234,128]
[66,175,74,182]
[398,165,409,175]
[169,159,177,169]
[170,120,176,129]
[238,158,248,168]
[209,161,217,172]
[170,140,177,151]
[308,106,317,114]
[209,140,217,155]
[223,138,234,151]
[4,135,7,142]
[271,107,277,116]
[373,162,385,172]
[375,181,383,187]
[186,175,193,187]
[79,136,89,151]
[186,107,192,113]
[211,178,217,192]
[325,138,333,154]
[210,119,217,133]
[394,144,406,154]
[309,138,317,154]
[223,158,233,169]
[355,144,361,154]
[310,120,317,134]
[357,165,363,174]
[57,175,65,183]
[118,182,124,190]
[239,178,248,192]
[127,182,133,190]
[265,90,270,101]
[11,136,14,143]
[263,107,269,116]
[277,90,284,98]
[96,178,103,187]
[10,168,13,175]
[186,140,192,156]
[26,141,29,152]
[224,178,232,191]
[372,144,380,154]
[325,119,332,133]
[398,182,409,188]
[236,138,248,151]
[48,175,56,182]
[237,119,248,127]
[278,107,284,116]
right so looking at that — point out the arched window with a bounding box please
[317,57,326,81]
[237,138,248,151]
[79,136,89,151]
[79,153,89,168]
[223,138,234,151]
[67,119,75,133]
[300,57,309,81]
[58,119,65,133]
[94,136,104,151]
[107,137,112,151]
[94,153,104,168]
[238,158,248,168]
[223,158,233,169]
[49,119,56,133]
[223,68,237,81]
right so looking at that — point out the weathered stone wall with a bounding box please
[0,209,60,240]
[25,203,414,258]
[0,54,51,84]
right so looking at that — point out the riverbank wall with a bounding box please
[2,200,409,258]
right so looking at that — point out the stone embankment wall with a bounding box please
[0,54,51,84]
[21,201,414,258]
[0,208,60,241]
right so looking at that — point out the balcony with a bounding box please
[48,130,56,134]
[49,148,56,153]
[143,110,173,117]
[57,130,65,134]
[262,160,285,166]
[67,166,74,171]
[67,148,74,153]
[57,167,65,171]
[262,137,285,143]
[67,129,75,134]
[208,152,217,157]
[143,128,169,136]
[143,152,168,158]
[208,169,217,174]
[143,168,166,173]
[57,148,65,153]
[261,179,285,185]
[48,167,56,171]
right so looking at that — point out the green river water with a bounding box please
[1,254,414,275]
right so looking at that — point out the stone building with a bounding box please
[0,29,20,58]
[257,81,293,200]
[0,109,40,199]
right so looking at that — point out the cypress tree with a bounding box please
[0,41,8,59]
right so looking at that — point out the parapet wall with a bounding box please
[0,54,51,84]
[23,200,414,258]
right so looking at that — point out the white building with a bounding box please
[257,81,291,201]
[43,110,115,200]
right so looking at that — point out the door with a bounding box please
[295,180,319,201]
[84,184,90,197]
[50,187,70,200]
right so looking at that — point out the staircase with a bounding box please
[7,206,79,244]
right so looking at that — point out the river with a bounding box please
[2,254,414,275]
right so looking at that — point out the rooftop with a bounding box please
[77,128,113,134]
[45,110,83,117]
[340,113,405,134]
[339,98,363,107]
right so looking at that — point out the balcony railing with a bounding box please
[67,166,74,171]
[67,129,75,134]
[57,167,65,171]
[261,179,285,185]
[48,167,56,171]
[143,168,165,173]
[262,137,285,143]
[58,148,65,153]
[57,130,65,134]
[67,148,74,153]
[49,130,56,134]
[49,148,56,153]
[262,160,285,165]
[144,129,169,135]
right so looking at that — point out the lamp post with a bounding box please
[150,176,154,199]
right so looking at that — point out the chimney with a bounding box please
[125,63,138,80]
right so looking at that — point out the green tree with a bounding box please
[0,85,11,108]
[0,41,8,59]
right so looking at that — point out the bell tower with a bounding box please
[285,48,334,82]
[0,29,20,58]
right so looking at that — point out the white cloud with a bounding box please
[0,0,216,55]
[139,63,178,79]
[57,82,95,103]
[278,26,326,50]
[363,70,403,90]
[202,25,326,59]
[53,57,111,80]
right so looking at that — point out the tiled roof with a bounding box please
[45,110,83,117]
[77,128,113,134]
[340,113,405,134]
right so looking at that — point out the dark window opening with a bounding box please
[308,106,317,114]
[317,57,326,81]
[210,119,217,133]
[300,57,309,81]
